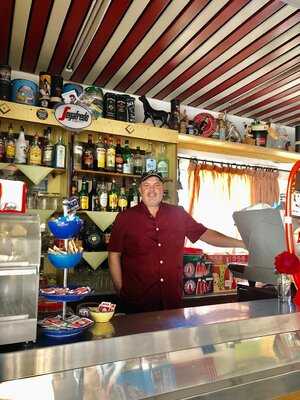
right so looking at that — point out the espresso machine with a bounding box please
[0,214,41,345]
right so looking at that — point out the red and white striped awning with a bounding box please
[1,0,299,126]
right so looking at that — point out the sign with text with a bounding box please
[54,104,92,131]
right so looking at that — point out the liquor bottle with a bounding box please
[115,139,123,173]
[128,180,139,208]
[5,124,16,163]
[95,134,106,170]
[118,187,128,211]
[106,136,116,172]
[54,136,66,168]
[133,146,143,175]
[83,220,103,251]
[82,133,94,170]
[71,180,79,198]
[73,137,83,170]
[122,140,133,174]
[79,177,89,210]
[15,125,28,164]
[157,143,169,178]
[0,127,4,162]
[108,179,118,211]
[89,177,100,211]
[103,225,112,250]
[145,142,157,172]
[99,181,108,211]
[42,127,54,167]
[28,133,42,165]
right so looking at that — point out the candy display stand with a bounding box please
[39,215,93,338]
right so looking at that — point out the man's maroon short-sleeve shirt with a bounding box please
[108,202,207,312]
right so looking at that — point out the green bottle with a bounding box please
[79,177,89,210]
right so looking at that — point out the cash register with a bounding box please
[231,207,286,301]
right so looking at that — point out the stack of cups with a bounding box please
[0,65,11,100]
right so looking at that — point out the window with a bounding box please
[178,158,282,253]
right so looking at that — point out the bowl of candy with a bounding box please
[89,302,116,323]
[48,216,82,239]
[48,240,83,269]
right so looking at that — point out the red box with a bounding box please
[207,254,248,292]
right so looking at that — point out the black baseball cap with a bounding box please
[140,170,163,183]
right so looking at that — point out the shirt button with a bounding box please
[158,243,162,247]
[160,260,164,264]
[156,227,159,231]
[160,278,164,282]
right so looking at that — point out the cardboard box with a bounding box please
[183,248,213,296]
[207,254,248,293]
[183,277,213,296]
[183,248,213,279]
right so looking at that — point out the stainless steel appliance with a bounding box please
[0,214,41,345]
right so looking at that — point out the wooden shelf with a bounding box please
[178,134,300,164]
[74,168,141,179]
[0,101,178,144]
[74,168,173,182]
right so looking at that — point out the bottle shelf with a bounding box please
[74,168,173,182]
[73,168,141,179]
[178,134,299,164]
[0,101,178,144]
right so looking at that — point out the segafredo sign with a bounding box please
[54,104,92,131]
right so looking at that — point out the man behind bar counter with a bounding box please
[108,171,244,313]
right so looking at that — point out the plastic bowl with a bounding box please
[48,218,82,239]
[89,307,114,323]
[48,252,82,269]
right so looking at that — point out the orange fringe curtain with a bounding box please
[187,161,280,212]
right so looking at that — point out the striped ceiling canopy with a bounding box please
[1,0,299,126]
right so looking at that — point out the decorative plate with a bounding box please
[193,112,217,137]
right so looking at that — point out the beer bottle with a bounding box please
[108,179,118,212]
[79,177,89,210]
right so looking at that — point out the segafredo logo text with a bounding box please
[55,104,92,130]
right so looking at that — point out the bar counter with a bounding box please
[1,299,300,399]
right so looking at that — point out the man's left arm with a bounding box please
[200,228,244,248]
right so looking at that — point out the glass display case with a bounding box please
[0,214,41,345]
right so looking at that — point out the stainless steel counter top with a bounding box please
[1,299,300,383]
[1,329,300,399]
